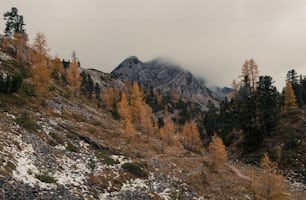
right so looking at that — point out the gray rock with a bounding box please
[111,56,219,110]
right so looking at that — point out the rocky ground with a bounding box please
[0,94,305,200]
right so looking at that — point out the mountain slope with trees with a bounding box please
[0,7,305,200]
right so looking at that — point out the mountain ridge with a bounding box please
[111,56,219,110]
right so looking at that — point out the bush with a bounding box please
[20,82,36,96]
[15,112,37,131]
[122,162,148,178]
[0,72,23,93]
[66,142,79,153]
[35,173,56,183]
[95,150,118,166]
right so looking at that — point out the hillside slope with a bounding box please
[0,44,305,199]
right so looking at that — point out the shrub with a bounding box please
[15,112,37,131]
[95,150,118,166]
[35,173,56,183]
[66,142,79,153]
[88,127,97,135]
[122,162,148,178]
[20,82,36,96]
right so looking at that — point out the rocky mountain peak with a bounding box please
[111,56,219,109]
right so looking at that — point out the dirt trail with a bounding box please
[226,163,250,181]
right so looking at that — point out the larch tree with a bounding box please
[181,121,202,153]
[239,59,259,92]
[102,88,120,112]
[250,153,288,200]
[208,133,227,169]
[52,56,65,80]
[30,32,51,103]
[118,92,135,135]
[159,108,177,146]
[283,81,298,112]
[130,81,144,129]
[67,51,81,95]
[140,103,155,142]
[31,32,49,64]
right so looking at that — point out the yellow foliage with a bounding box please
[31,65,51,98]
[283,81,298,112]
[66,51,81,94]
[30,32,51,101]
[180,121,202,152]
[30,32,49,66]
[159,109,177,146]
[208,133,227,169]
[102,88,120,111]
[250,153,289,200]
[140,103,155,140]
[52,56,65,78]
[239,59,259,91]
[130,81,144,129]
[118,92,135,135]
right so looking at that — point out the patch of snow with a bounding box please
[55,144,66,150]
[111,155,131,166]
[5,112,16,119]
[54,154,90,193]
[121,178,148,192]
[12,141,56,189]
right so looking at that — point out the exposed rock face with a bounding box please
[111,56,219,109]
[82,68,125,90]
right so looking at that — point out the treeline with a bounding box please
[204,59,306,164]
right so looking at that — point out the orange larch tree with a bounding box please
[250,153,288,200]
[239,59,259,92]
[30,32,51,102]
[118,92,135,135]
[159,108,177,146]
[102,88,120,112]
[181,121,202,153]
[52,56,65,80]
[66,51,81,95]
[283,81,298,113]
[140,103,155,141]
[130,81,144,129]
[208,133,227,169]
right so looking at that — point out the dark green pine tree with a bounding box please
[0,73,5,93]
[204,100,218,137]
[4,75,12,93]
[217,97,238,144]
[256,76,280,137]
[10,73,23,93]
[301,76,306,104]
[237,76,263,153]
[94,83,101,100]
[80,72,94,99]
[86,74,94,99]
[3,7,25,37]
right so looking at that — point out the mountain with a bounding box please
[111,56,219,110]
[0,40,305,199]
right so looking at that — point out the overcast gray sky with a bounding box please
[1,0,306,89]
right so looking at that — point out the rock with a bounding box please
[111,56,219,110]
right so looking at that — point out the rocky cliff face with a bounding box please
[111,56,219,109]
[83,68,124,90]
